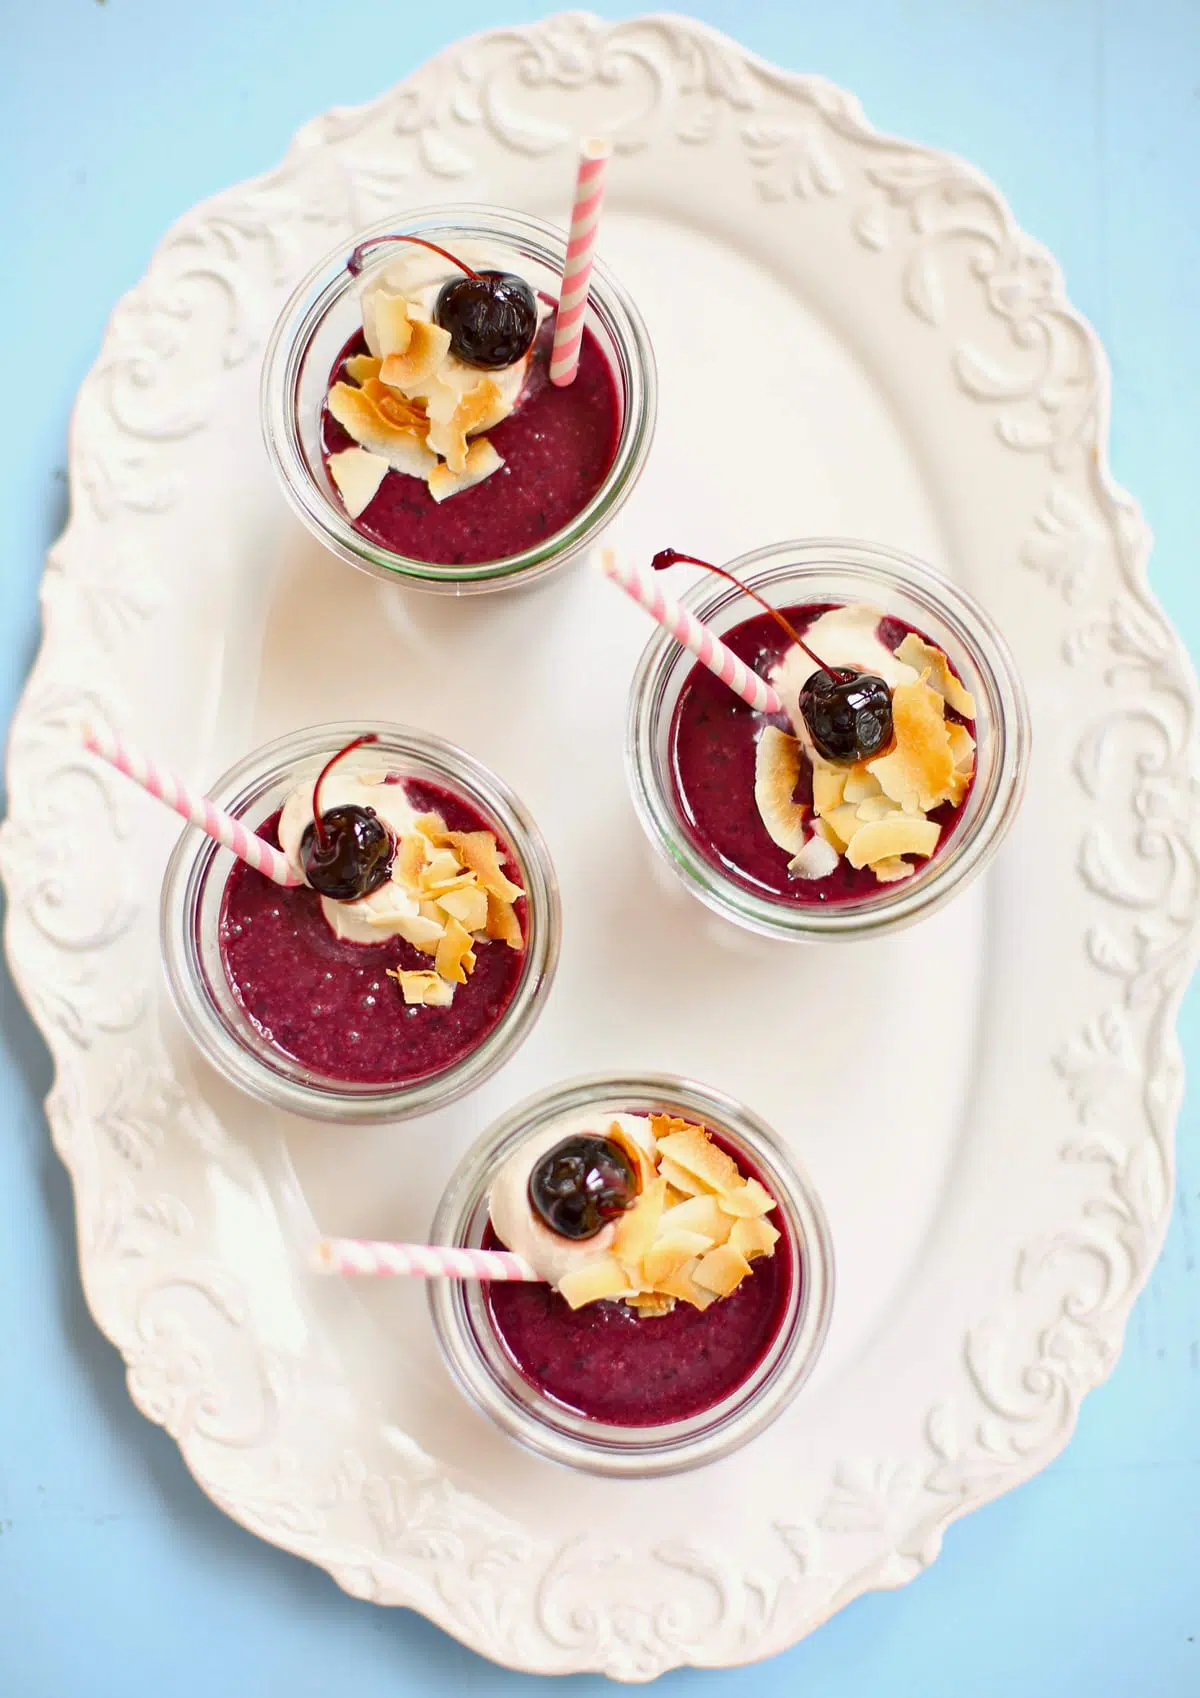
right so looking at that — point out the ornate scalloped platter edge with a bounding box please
[2,11,1198,1681]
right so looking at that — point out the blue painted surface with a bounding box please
[1,2,1198,1692]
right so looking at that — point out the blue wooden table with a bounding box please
[2,3,1197,1692]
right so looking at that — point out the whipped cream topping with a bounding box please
[278,769,430,947]
[359,242,537,424]
[488,1112,657,1287]
[755,602,977,887]
[769,603,917,752]
[325,241,551,506]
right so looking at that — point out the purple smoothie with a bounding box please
[218,782,525,1086]
[321,320,620,566]
[484,1139,795,1427]
[670,605,974,906]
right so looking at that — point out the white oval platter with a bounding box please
[4,10,1198,1682]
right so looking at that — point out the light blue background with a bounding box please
[2,2,1198,1693]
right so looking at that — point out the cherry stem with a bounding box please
[346,233,479,280]
[311,734,380,850]
[649,550,833,675]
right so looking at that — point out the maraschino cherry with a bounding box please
[651,549,894,766]
[347,235,537,371]
[528,1135,639,1241]
[300,735,395,902]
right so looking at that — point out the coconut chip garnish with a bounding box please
[753,627,977,886]
[383,812,524,1007]
[554,1117,780,1315]
[327,277,535,506]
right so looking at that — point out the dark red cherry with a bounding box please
[528,1135,638,1241]
[300,734,395,902]
[434,271,538,369]
[652,547,897,764]
[301,806,393,901]
[799,669,894,765]
[344,234,537,370]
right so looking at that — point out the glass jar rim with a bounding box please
[429,1071,835,1476]
[259,204,657,592]
[159,720,560,1123]
[627,537,1031,941]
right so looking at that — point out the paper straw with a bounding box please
[599,551,785,715]
[549,137,611,387]
[83,724,303,888]
[312,1238,541,1282]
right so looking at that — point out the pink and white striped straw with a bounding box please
[82,723,303,888]
[599,551,785,715]
[313,1238,541,1282]
[549,136,611,387]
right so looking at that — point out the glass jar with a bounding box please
[260,205,656,594]
[429,1073,834,1477]
[160,722,559,1122]
[628,538,1030,941]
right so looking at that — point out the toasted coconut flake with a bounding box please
[344,353,383,385]
[625,1292,676,1318]
[422,849,465,888]
[656,1156,705,1197]
[947,721,976,774]
[846,814,941,868]
[394,832,429,890]
[435,916,476,984]
[854,794,903,824]
[435,884,488,932]
[360,378,428,433]
[693,1243,753,1297]
[813,816,843,850]
[326,382,437,479]
[613,1177,668,1266]
[373,293,414,359]
[843,766,883,805]
[380,318,452,391]
[444,831,522,902]
[895,632,976,719]
[485,891,524,950]
[872,856,916,884]
[656,1125,742,1194]
[729,1217,781,1261]
[754,726,807,854]
[788,833,840,881]
[557,1257,632,1310]
[327,447,389,519]
[656,1260,717,1311]
[426,378,504,474]
[605,1121,658,1194]
[868,675,956,811]
[413,811,448,841]
[428,437,503,503]
[364,909,445,951]
[386,967,453,1007]
[658,1194,733,1244]
[643,1232,718,1287]
[718,1178,777,1218]
[821,802,864,852]
[811,757,847,816]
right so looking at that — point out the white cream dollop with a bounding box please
[770,603,918,753]
[359,242,538,428]
[488,1112,656,1286]
[278,768,433,947]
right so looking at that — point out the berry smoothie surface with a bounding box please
[218,783,525,1086]
[321,320,620,566]
[670,605,974,906]
[484,1142,796,1428]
